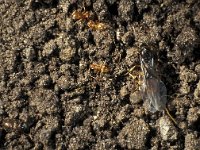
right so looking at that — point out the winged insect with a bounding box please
[127,48,177,125]
[139,48,167,112]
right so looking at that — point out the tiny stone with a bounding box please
[159,116,178,141]
[187,107,200,126]
[195,64,200,75]
[42,40,57,57]
[179,82,190,95]
[130,90,143,104]
[120,85,129,98]
[23,46,36,61]
[194,80,200,99]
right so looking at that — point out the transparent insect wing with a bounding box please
[145,78,167,112]
[158,80,167,108]
[140,48,167,112]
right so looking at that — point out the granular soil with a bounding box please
[0,0,200,149]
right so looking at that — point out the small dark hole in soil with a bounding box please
[30,1,42,10]
[110,126,119,138]
[48,131,56,149]
[158,50,168,62]
[45,31,56,42]
[163,64,179,93]
[51,0,59,7]
[120,21,128,28]
[0,129,6,147]
[95,84,100,93]
[107,2,118,16]
[192,118,200,132]
[120,95,131,106]
[30,0,58,10]
[115,144,123,149]
[193,48,200,61]
[145,127,157,149]
[88,31,95,45]
[90,124,96,137]
[171,140,178,146]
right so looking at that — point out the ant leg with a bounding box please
[128,72,137,80]
[127,65,140,73]
[127,70,144,91]
[99,61,107,78]
[127,66,143,82]
[165,107,178,126]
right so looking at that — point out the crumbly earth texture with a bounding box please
[0,0,200,149]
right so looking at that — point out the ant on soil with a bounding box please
[90,63,110,74]
[87,20,108,31]
[128,48,177,125]
[89,62,110,82]
[72,10,90,21]
[71,7,108,30]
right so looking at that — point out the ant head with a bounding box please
[140,47,153,62]
[140,47,154,71]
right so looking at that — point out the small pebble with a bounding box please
[159,116,178,141]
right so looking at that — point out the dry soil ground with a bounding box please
[0,0,200,149]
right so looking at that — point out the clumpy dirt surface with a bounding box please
[0,0,200,149]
